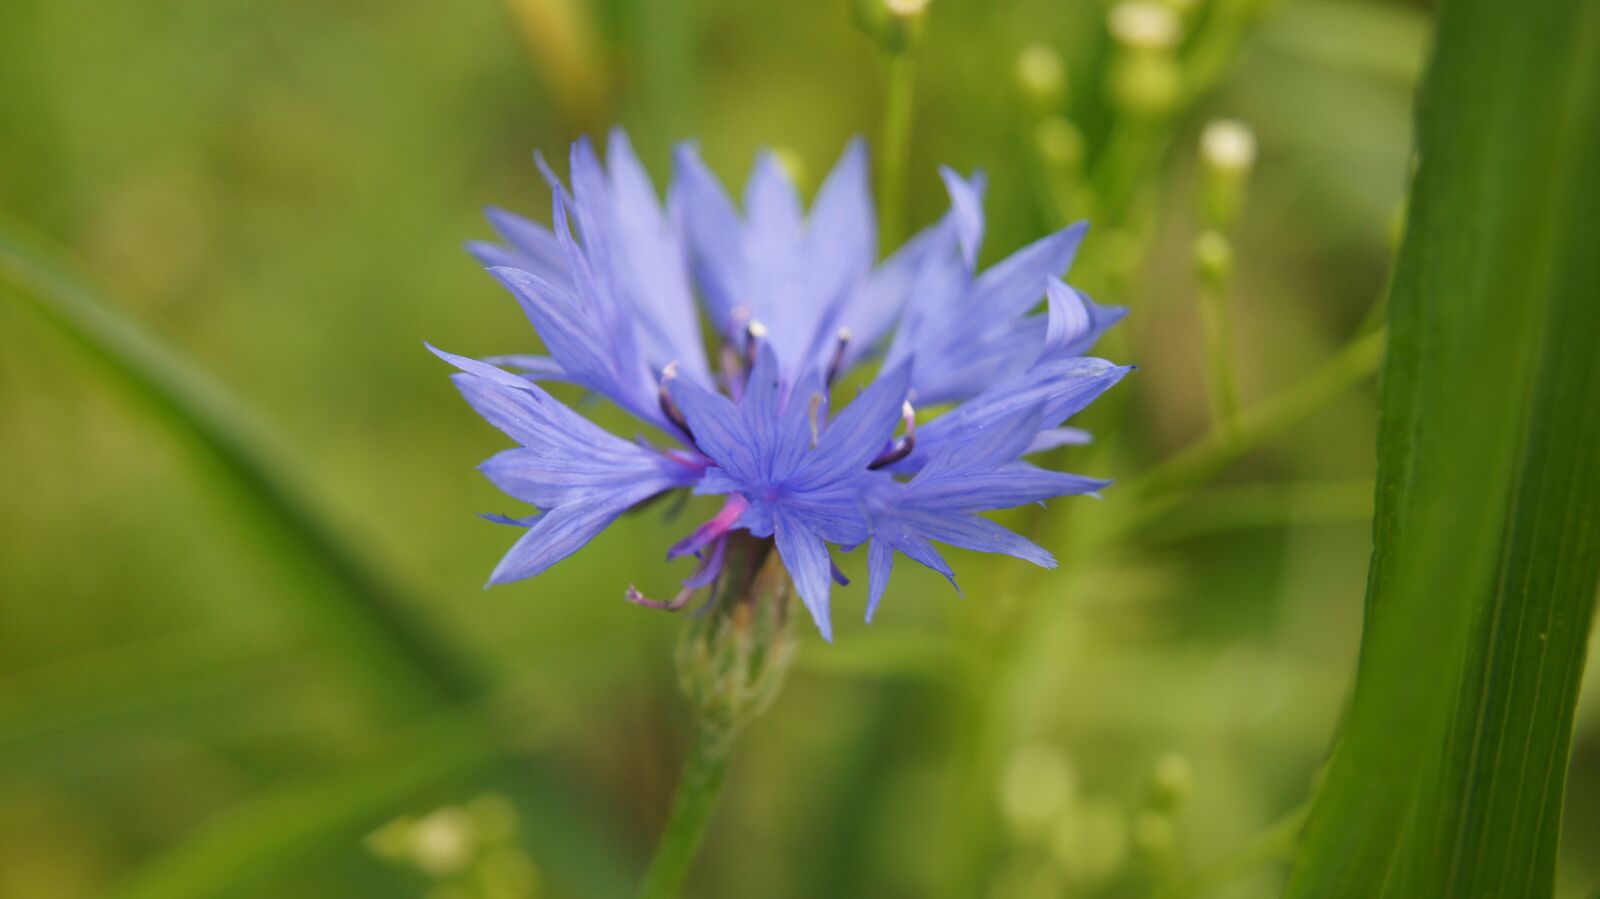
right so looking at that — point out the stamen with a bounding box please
[745,319,769,370]
[825,327,852,386]
[718,345,745,401]
[624,583,693,611]
[868,400,918,470]
[657,361,694,440]
[808,392,824,448]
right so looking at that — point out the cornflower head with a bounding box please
[433,129,1131,640]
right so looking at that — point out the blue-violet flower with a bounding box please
[433,129,1131,640]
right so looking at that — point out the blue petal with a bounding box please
[774,509,835,641]
[794,361,913,486]
[1043,277,1093,358]
[480,354,568,381]
[866,539,894,622]
[835,223,941,369]
[800,139,876,340]
[970,221,1087,323]
[487,266,665,430]
[904,357,1132,469]
[479,446,691,509]
[599,130,711,383]
[670,144,747,333]
[916,400,1047,476]
[740,342,784,469]
[907,465,1108,513]
[488,482,670,584]
[1041,277,1128,361]
[482,207,575,292]
[889,507,1056,568]
[1026,427,1094,454]
[938,166,987,271]
[668,375,761,484]
[744,151,804,267]
[466,239,536,273]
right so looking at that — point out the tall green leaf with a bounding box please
[0,218,488,708]
[1284,0,1600,896]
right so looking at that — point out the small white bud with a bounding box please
[884,0,931,19]
[1200,120,1257,176]
[1108,1,1181,52]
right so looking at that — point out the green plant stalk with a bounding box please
[878,52,916,248]
[638,535,797,898]
[1091,119,1170,228]
[1109,326,1384,540]
[1196,274,1242,444]
[637,724,735,899]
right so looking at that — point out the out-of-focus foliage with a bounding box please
[0,0,1593,898]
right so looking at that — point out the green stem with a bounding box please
[637,723,735,899]
[1197,272,1242,443]
[878,52,916,248]
[1110,327,1386,539]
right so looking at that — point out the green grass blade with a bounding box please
[1283,0,1600,896]
[0,217,488,707]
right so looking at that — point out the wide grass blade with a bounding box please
[0,218,488,707]
[1283,0,1600,896]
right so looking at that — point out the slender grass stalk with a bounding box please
[637,724,734,899]
[1110,327,1384,537]
[878,52,917,247]
[1196,270,1242,443]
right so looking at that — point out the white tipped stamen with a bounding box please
[826,328,853,386]
[743,319,768,370]
[868,400,918,470]
[657,362,692,438]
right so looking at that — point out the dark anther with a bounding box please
[658,361,695,440]
[867,400,917,470]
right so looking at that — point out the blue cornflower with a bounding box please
[434,129,1130,640]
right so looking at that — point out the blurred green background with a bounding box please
[0,0,1595,897]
